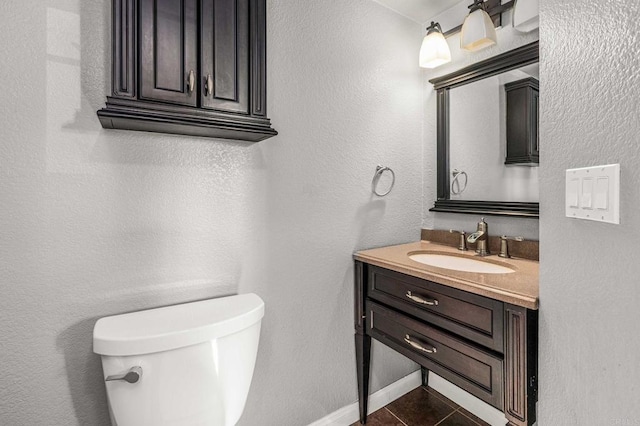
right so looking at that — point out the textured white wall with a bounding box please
[538,1,640,424]
[0,1,422,425]
[422,0,540,239]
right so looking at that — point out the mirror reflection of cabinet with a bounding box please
[429,41,539,217]
[505,78,539,165]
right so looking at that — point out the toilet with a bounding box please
[93,293,264,426]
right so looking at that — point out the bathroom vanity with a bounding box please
[353,240,538,426]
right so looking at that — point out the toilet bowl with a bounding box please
[93,293,264,426]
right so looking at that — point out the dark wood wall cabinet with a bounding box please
[97,0,277,142]
[354,262,538,426]
[505,78,539,165]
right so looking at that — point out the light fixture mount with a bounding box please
[419,21,451,69]
[426,21,443,36]
[442,0,509,38]
[468,0,487,12]
[419,0,525,67]
[460,0,498,51]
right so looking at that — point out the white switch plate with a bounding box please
[565,164,620,224]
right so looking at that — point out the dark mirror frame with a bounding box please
[429,41,539,218]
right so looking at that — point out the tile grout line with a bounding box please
[434,408,483,426]
[455,408,483,426]
[422,387,485,426]
[383,407,410,426]
[418,386,461,426]
[422,386,459,410]
[384,386,482,426]
[433,409,458,426]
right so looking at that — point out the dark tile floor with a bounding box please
[351,386,490,426]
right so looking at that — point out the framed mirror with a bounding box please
[429,41,539,217]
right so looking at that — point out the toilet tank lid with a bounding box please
[93,293,264,356]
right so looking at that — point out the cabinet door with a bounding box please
[504,304,538,426]
[530,90,539,158]
[139,0,198,106]
[506,87,528,160]
[505,78,539,165]
[200,0,250,113]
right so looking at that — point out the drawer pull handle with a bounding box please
[404,335,437,354]
[406,291,438,306]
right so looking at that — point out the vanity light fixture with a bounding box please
[419,21,451,69]
[460,0,497,52]
[512,0,540,32]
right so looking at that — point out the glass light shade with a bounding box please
[460,8,497,52]
[513,0,539,33]
[419,31,451,69]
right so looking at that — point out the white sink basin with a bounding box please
[409,253,515,274]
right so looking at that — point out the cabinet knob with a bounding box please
[205,74,213,96]
[187,70,195,93]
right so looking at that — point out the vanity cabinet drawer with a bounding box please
[367,302,504,410]
[367,301,504,410]
[367,266,504,353]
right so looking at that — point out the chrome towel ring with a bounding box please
[372,165,395,197]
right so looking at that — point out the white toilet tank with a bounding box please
[93,293,264,426]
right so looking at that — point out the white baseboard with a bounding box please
[427,372,508,426]
[308,370,511,426]
[307,370,422,426]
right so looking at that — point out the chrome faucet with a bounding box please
[467,217,490,256]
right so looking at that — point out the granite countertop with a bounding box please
[354,240,539,310]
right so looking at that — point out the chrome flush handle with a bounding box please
[406,291,438,306]
[105,366,143,384]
